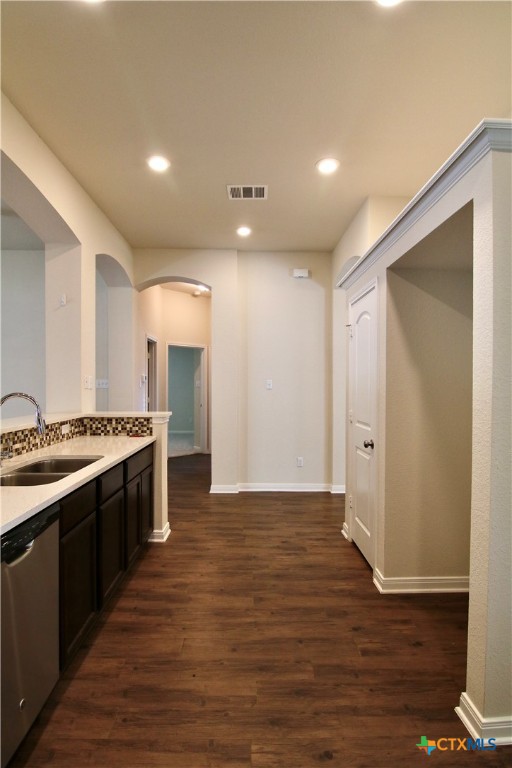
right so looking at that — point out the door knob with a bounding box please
[363,439,374,449]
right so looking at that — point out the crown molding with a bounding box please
[337,119,512,290]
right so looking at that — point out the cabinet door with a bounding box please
[59,511,97,669]
[98,488,125,607]
[125,476,141,568]
[140,466,153,544]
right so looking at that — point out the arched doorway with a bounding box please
[137,277,211,457]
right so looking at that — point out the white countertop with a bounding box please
[0,435,155,534]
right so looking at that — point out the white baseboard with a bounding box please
[210,485,239,494]
[210,483,341,494]
[237,483,331,492]
[456,692,512,745]
[149,522,171,543]
[373,568,469,594]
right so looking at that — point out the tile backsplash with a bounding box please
[1,416,153,458]
[83,416,153,437]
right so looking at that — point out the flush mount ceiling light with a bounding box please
[237,226,252,237]
[147,155,170,173]
[315,157,340,175]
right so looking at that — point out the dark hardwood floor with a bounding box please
[10,454,511,767]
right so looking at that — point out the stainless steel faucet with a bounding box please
[0,392,47,435]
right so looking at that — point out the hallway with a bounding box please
[10,456,511,767]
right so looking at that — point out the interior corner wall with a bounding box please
[385,268,473,577]
[239,251,332,487]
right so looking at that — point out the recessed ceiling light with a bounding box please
[316,158,340,175]
[237,226,252,237]
[376,0,403,7]
[147,155,170,173]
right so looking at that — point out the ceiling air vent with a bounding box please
[227,185,268,200]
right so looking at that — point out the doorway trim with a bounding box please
[346,278,379,568]
[145,335,158,412]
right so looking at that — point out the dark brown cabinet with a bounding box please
[58,445,154,669]
[98,487,125,607]
[140,465,153,544]
[125,475,142,567]
[97,463,125,608]
[59,481,97,669]
[125,445,154,566]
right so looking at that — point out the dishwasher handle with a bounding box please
[1,503,59,564]
[3,540,35,566]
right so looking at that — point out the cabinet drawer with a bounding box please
[98,463,124,503]
[125,445,153,483]
[60,481,96,536]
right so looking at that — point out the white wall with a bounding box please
[0,250,46,415]
[107,285,136,411]
[45,244,82,413]
[386,267,473,577]
[95,271,109,410]
[136,285,163,412]
[162,289,211,348]
[134,249,334,491]
[238,250,332,488]
[2,96,136,414]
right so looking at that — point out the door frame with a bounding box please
[166,342,209,454]
[145,335,158,412]
[346,279,379,568]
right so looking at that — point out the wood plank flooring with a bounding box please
[10,454,511,767]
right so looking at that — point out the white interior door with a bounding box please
[349,282,378,567]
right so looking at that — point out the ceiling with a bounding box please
[1,1,510,253]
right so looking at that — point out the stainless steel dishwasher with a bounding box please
[1,503,60,768]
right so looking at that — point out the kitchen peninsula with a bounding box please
[0,411,171,539]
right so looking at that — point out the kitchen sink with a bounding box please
[0,456,103,486]
[0,473,69,486]
[12,456,103,474]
